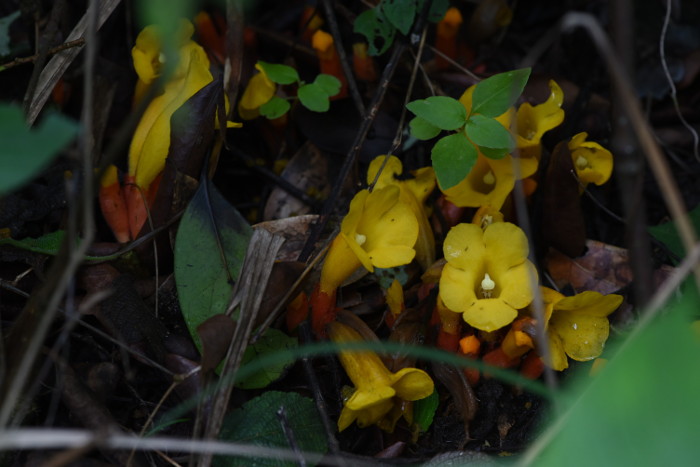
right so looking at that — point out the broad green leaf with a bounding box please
[420,0,451,22]
[0,104,78,196]
[257,61,299,85]
[406,96,467,131]
[298,83,330,112]
[260,96,290,120]
[479,146,510,160]
[313,73,341,96]
[431,133,477,190]
[381,0,417,35]
[534,299,700,467]
[413,389,439,433]
[354,8,396,56]
[0,11,20,57]
[236,329,298,389]
[215,391,328,466]
[409,116,441,140]
[465,114,513,149]
[174,180,252,352]
[471,68,531,117]
[648,203,700,264]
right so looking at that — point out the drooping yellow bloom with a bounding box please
[367,155,436,269]
[238,63,276,120]
[568,132,613,187]
[439,222,537,332]
[328,321,434,432]
[129,20,214,190]
[513,80,565,162]
[538,287,622,371]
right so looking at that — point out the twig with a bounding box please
[659,0,700,162]
[0,38,86,70]
[276,407,307,467]
[321,0,366,116]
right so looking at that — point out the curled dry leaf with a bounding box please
[254,214,319,261]
[545,239,674,294]
[197,314,236,375]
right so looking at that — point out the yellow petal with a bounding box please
[345,386,396,411]
[442,223,486,270]
[366,155,403,189]
[549,311,610,362]
[538,286,565,324]
[442,154,516,209]
[439,265,479,313]
[482,222,529,270]
[390,367,434,401]
[553,292,623,318]
[352,398,394,429]
[546,331,569,371]
[497,260,537,310]
[238,64,276,120]
[462,297,518,332]
[320,234,363,293]
[515,79,564,144]
[568,132,614,186]
[404,166,436,205]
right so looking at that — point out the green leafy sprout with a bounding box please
[407,68,531,190]
[256,61,341,118]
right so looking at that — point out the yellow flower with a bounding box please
[328,321,434,432]
[128,20,214,190]
[514,79,565,162]
[568,132,613,187]
[313,186,418,336]
[538,287,623,371]
[367,155,436,269]
[238,63,276,120]
[439,222,537,332]
[442,153,516,210]
[471,205,504,230]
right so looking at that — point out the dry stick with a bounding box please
[0,0,101,429]
[521,12,700,292]
[224,0,245,118]
[660,0,700,162]
[320,0,366,116]
[0,38,85,70]
[298,40,408,262]
[519,240,700,466]
[197,229,285,467]
[26,0,122,125]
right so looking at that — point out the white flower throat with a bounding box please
[480,273,495,298]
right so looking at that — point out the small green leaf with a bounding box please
[406,96,467,131]
[216,391,328,466]
[479,146,510,160]
[259,96,290,120]
[648,204,700,264]
[0,104,78,196]
[354,8,396,56]
[298,84,330,112]
[431,133,478,190]
[257,61,299,85]
[413,389,439,433]
[236,329,298,389]
[313,73,341,97]
[465,114,513,149]
[174,180,252,353]
[409,116,441,140]
[381,0,417,35]
[421,0,451,22]
[471,68,531,117]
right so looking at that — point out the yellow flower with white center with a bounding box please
[568,132,613,187]
[439,222,537,332]
[514,79,565,162]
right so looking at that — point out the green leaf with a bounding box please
[257,61,299,85]
[406,96,467,131]
[0,104,78,196]
[174,180,252,353]
[353,8,396,56]
[381,0,417,35]
[420,0,451,22]
[465,114,513,149]
[648,204,700,264]
[431,133,478,190]
[298,84,330,112]
[479,146,510,160]
[215,391,328,466]
[471,68,531,117]
[533,298,700,466]
[409,116,441,140]
[259,96,290,120]
[413,389,439,433]
[0,11,20,57]
[236,329,298,389]
[313,73,341,96]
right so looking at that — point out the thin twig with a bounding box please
[0,38,85,70]
[659,0,700,162]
